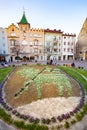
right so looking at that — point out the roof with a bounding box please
[44,28,63,33]
[18,11,29,24]
[62,33,76,37]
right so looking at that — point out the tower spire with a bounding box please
[18,9,29,24]
[23,6,25,14]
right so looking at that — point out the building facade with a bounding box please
[44,29,63,61]
[44,29,76,61]
[6,12,76,62]
[62,33,76,60]
[0,27,9,62]
[7,12,44,62]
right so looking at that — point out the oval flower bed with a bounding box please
[0,65,86,129]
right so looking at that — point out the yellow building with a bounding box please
[7,11,44,62]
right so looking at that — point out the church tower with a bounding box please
[18,11,30,30]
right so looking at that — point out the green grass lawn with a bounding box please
[0,67,13,83]
[76,68,87,77]
[59,66,87,94]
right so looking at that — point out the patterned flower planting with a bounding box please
[0,65,85,129]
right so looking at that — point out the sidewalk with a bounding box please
[0,119,16,130]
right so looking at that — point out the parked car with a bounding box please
[4,63,9,67]
[0,62,9,67]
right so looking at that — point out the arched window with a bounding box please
[23,48,26,53]
[34,40,38,46]
[10,31,16,36]
[22,40,27,45]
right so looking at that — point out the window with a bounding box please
[30,42,33,46]
[23,32,26,37]
[71,42,73,46]
[59,49,60,52]
[46,42,50,46]
[68,48,70,52]
[3,43,5,47]
[15,41,18,46]
[2,30,5,34]
[59,37,61,40]
[59,43,61,46]
[34,49,38,53]
[30,49,32,53]
[22,40,27,45]
[64,37,66,39]
[23,48,26,53]
[64,42,66,45]
[10,40,15,46]
[47,48,50,52]
[3,50,6,54]
[54,42,57,46]
[11,49,15,53]
[34,34,38,37]
[11,32,16,36]
[25,27,27,31]
[64,48,66,51]
[30,34,32,37]
[41,56,43,60]
[39,50,42,53]
[39,42,42,46]
[39,35,42,37]
[71,49,73,52]
[68,42,70,45]
[2,37,5,40]
[34,40,38,45]
[54,49,57,52]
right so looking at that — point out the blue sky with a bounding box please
[0,0,87,36]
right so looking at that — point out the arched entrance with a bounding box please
[0,55,5,62]
[30,56,34,61]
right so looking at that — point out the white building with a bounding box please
[62,33,76,60]
[44,29,63,61]
[0,27,9,62]
[44,29,76,61]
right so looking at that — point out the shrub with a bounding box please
[75,113,83,121]
[51,117,56,123]
[13,121,25,128]
[25,123,36,130]
[0,108,13,124]
[64,121,70,128]
[34,118,40,124]
[41,118,46,124]
[57,125,62,129]
[71,119,76,125]
[36,125,48,130]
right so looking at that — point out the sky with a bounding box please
[0,0,87,37]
